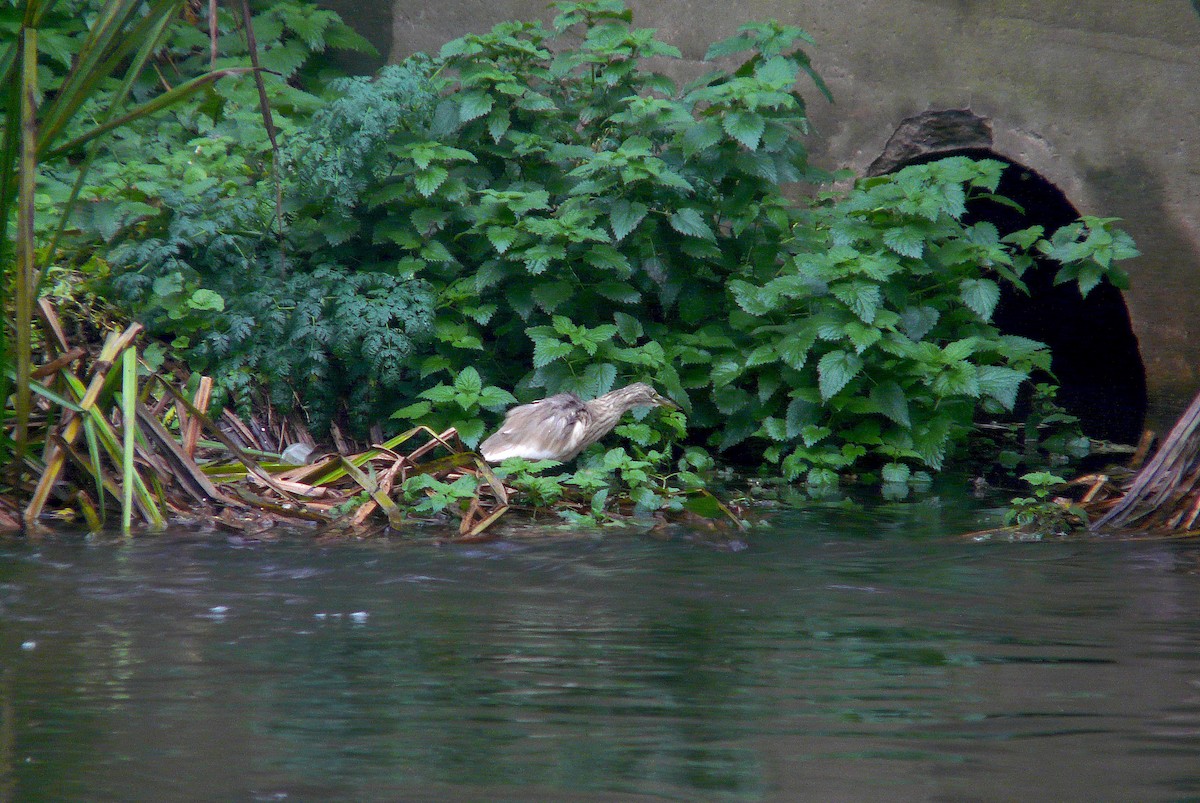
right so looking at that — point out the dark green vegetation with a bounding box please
[1,0,1138,531]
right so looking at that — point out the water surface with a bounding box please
[2,501,1200,801]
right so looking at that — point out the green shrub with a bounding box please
[46,0,1135,486]
[288,0,1133,480]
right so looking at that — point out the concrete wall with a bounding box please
[333,1,1200,426]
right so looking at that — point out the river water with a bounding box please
[2,499,1200,801]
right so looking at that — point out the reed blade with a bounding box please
[121,347,137,533]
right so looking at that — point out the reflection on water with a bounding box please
[2,502,1200,801]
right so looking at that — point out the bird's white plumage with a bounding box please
[478,383,676,463]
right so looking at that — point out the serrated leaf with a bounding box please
[786,398,818,437]
[704,34,755,60]
[778,329,817,370]
[457,90,493,121]
[532,338,573,368]
[762,417,788,441]
[883,226,925,258]
[870,381,911,428]
[478,386,518,412]
[881,462,911,484]
[595,281,641,304]
[831,281,881,324]
[532,281,575,313]
[932,362,980,398]
[669,208,716,241]
[728,280,775,316]
[390,400,432,420]
[609,199,648,241]
[912,416,952,469]
[585,244,631,273]
[487,108,511,142]
[614,311,643,343]
[722,110,765,150]
[486,226,518,254]
[817,350,863,400]
[583,363,618,397]
[959,278,1001,321]
[680,119,724,157]
[711,359,741,388]
[755,55,800,86]
[802,425,832,447]
[454,367,483,396]
[899,305,940,342]
[844,322,882,353]
[977,365,1027,410]
[414,166,448,197]
[419,385,456,403]
[713,386,752,414]
[454,418,487,448]
[745,344,777,367]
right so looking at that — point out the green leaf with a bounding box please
[802,425,832,447]
[609,199,648,241]
[977,365,1026,410]
[882,462,911,484]
[762,417,788,441]
[532,338,573,368]
[817,350,863,400]
[728,280,774,316]
[187,288,224,312]
[723,110,765,150]
[870,381,911,428]
[704,34,755,60]
[486,226,518,254]
[883,226,925,258]
[457,90,494,122]
[614,311,643,343]
[455,418,486,448]
[585,244,631,273]
[669,208,716,241]
[415,166,449,197]
[899,305,939,342]
[532,281,575,312]
[831,281,881,324]
[755,55,799,86]
[778,329,817,370]
[391,401,432,420]
[713,385,752,414]
[454,367,483,396]
[745,344,777,367]
[680,119,724,157]
[419,385,457,403]
[959,278,1001,321]
[931,362,980,398]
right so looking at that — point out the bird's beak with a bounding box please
[656,393,680,410]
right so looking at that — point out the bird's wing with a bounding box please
[479,393,590,462]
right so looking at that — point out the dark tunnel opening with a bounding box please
[898,147,1148,444]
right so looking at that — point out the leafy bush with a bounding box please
[40,0,1135,489]
[288,0,1133,481]
[39,0,442,429]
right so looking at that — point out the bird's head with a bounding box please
[622,382,679,411]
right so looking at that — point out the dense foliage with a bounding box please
[286,1,1133,488]
[15,0,1137,511]
[27,0,437,429]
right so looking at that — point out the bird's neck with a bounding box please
[580,389,643,449]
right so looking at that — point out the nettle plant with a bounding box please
[290,0,828,458]
[290,0,1134,482]
[721,159,1136,485]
